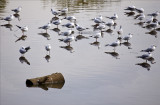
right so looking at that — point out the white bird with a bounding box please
[137,52,152,61]
[105,40,120,51]
[19,46,30,55]
[96,23,106,31]
[135,8,144,14]
[52,19,62,28]
[39,22,51,33]
[16,25,28,35]
[106,13,118,21]
[1,14,14,24]
[62,22,75,28]
[137,14,145,21]
[147,11,160,18]
[64,16,76,22]
[63,35,75,46]
[11,6,22,13]
[148,21,159,29]
[145,16,153,24]
[59,29,72,36]
[45,44,51,55]
[123,33,133,42]
[94,15,103,21]
[75,24,87,34]
[59,8,68,13]
[106,20,114,29]
[141,45,156,52]
[124,5,136,11]
[51,8,59,17]
[90,31,101,41]
[117,25,123,35]
[93,16,103,24]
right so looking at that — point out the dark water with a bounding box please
[0,0,160,105]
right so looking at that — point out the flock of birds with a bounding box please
[0,5,159,70]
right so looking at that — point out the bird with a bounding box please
[39,22,51,33]
[11,6,22,14]
[62,22,75,28]
[96,23,106,31]
[16,25,28,35]
[123,33,133,42]
[59,29,72,36]
[64,16,76,22]
[75,24,87,34]
[45,44,51,55]
[137,52,152,62]
[124,5,136,11]
[141,45,156,52]
[105,40,120,51]
[117,25,123,36]
[93,17,103,24]
[90,31,101,41]
[136,14,145,21]
[147,11,160,18]
[148,21,159,30]
[51,8,59,17]
[59,8,68,14]
[19,46,30,55]
[106,13,118,22]
[52,19,62,28]
[0,14,14,24]
[135,8,144,14]
[145,16,153,24]
[105,20,114,29]
[62,35,75,46]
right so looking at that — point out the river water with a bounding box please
[0,0,160,105]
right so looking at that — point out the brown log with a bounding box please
[26,73,65,90]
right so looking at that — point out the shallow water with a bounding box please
[0,0,160,105]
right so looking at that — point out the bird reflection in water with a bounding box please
[121,42,132,49]
[145,30,157,38]
[15,34,27,42]
[76,34,89,41]
[90,41,100,49]
[51,28,61,34]
[44,54,51,62]
[19,56,30,65]
[105,51,119,59]
[60,45,74,53]
[38,32,51,40]
[124,11,135,17]
[105,29,114,35]
[13,13,21,21]
[136,62,151,71]
[1,24,13,31]
[135,22,144,28]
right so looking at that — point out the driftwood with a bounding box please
[26,73,65,90]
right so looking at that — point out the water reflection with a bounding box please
[90,40,100,49]
[0,0,7,13]
[145,30,157,38]
[105,51,119,59]
[44,54,51,62]
[136,62,151,71]
[60,45,74,53]
[13,13,21,21]
[15,34,27,42]
[38,32,51,40]
[1,23,13,31]
[19,56,30,65]
[120,42,132,49]
[124,11,135,17]
[76,34,89,41]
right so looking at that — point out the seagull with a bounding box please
[145,16,153,24]
[106,13,118,22]
[124,5,136,11]
[105,40,120,51]
[123,33,133,42]
[93,17,103,24]
[39,22,51,33]
[63,35,75,46]
[90,31,101,41]
[135,8,144,14]
[147,11,160,18]
[148,21,159,30]
[0,14,14,24]
[75,24,87,34]
[136,14,145,21]
[59,29,72,36]
[62,22,75,28]
[11,6,22,14]
[45,44,51,55]
[59,8,68,14]
[96,23,106,31]
[141,45,156,52]
[64,16,76,22]
[117,25,123,36]
[51,8,59,17]
[19,46,30,55]
[105,20,114,29]
[137,52,152,62]
[52,19,62,28]
[16,25,28,35]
